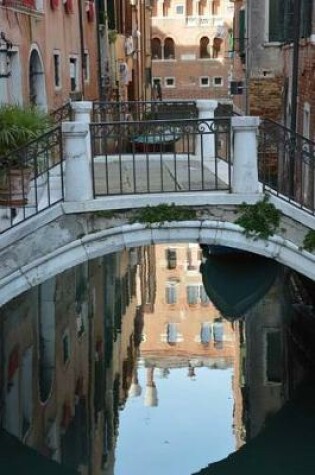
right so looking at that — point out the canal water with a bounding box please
[1,243,315,475]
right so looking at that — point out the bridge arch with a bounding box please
[1,219,314,307]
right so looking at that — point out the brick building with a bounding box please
[150,0,234,100]
[0,1,99,111]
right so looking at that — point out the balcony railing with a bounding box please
[258,119,315,215]
[90,117,231,197]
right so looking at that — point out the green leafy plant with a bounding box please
[235,196,281,240]
[303,229,315,253]
[131,203,196,225]
[0,104,52,164]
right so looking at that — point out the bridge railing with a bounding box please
[258,119,315,215]
[92,100,198,123]
[90,116,232,196]
[0,126,64,232]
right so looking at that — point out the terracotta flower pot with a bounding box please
[0,168,32,206]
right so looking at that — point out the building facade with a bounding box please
[150,0,234,100]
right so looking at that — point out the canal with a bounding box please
[0,243,315,475]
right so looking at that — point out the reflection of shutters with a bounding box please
[266,331,282,383]
[165,283,177,304]
[200,323,212,344]
[166,248,177,269]
[213,320,224,349]
[200,286,210,306]
[167,323,177,344]
[187,285,199,305]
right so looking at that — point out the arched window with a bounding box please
[164,37,175,60]
[213,37,223,58]
[151,38,162,59]
[200,36,210,58]
[29,48,47,109]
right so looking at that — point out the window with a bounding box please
[151,38,162,59]
[69,56,78,92]
[164,37,175,59]
[213,77,223,87]
[165,77,175,88]
[268,0,311,42]
[83,51,89,82]
[200,76,210,87]
[213,37,223,58]
[53,51,61,89]
[213,319,224,349]
[200,36,210,59]
[176,4,184,14]
[200,286,210,305]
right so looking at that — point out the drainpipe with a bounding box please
[95,0,103,100]
[289,0,301,197]
[78,0,85,99]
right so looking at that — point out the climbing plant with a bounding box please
[235,196,281,240]
[131,203,196,225]
[303,229,315,253]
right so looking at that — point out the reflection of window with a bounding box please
[83,51,90,82]
[167,323,178,344]
[213,37,223,58]
[176,4,184,14]
[265,329,282,384]
[166,248,177,269]
[200,286,210,305]
[200,323,212,344]
[165,281,178,304]
[164,37,175,59]
[213,319,224,349]
[186,285,199,305]
[200,36,210,58]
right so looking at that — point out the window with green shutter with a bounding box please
[269,0,285,42]
[239,8,246,62]
[300,0,312,38]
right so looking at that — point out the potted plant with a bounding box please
[0,104,52,206]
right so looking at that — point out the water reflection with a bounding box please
[0,244,315,474]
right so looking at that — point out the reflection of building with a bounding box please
[151,0,234,100]
[0,247,141,475]
[140,243,236,362]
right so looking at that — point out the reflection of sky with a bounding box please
[114,365,235,475]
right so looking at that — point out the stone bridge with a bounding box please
[1,191,314,307]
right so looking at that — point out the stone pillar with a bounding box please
[71,101,93,162]
[144,367,158,407]
[195,100,218,160]
[62,122,93,202]
[231,116,260,194]
[193,0,200,16]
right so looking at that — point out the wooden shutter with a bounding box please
[269,0,285,42]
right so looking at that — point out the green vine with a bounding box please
[108,30,118,44]
[131,203,196,225]
[235,196,281,240]
[303,229,315,253]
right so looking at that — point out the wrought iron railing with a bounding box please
[92,100,198,123]
[90,117,231,197]
[0,126,64,233]
[258,119,315,215]
[50,102,72,125]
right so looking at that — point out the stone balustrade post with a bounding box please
[231,116,260,194]
[196,100,217,161]
[71,101,93,162]
[62,122,93,202]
